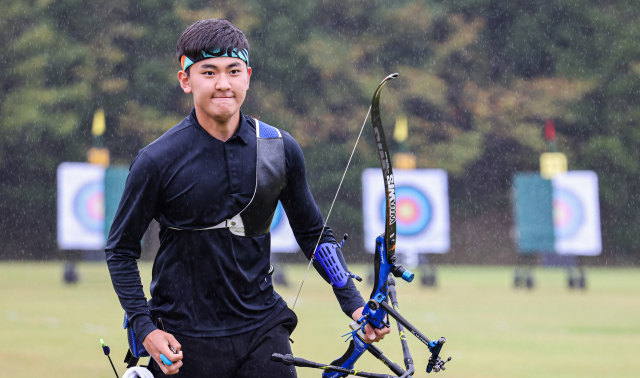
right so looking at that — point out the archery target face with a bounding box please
[363,169,450,262]
[553,188,583,238]
[552,171,601,255]
[73,181,105,232]
[270,201,300,253]
[57,162,106,249]
[380,186,433,236]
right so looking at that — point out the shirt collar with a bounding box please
[234,111,253,145]
[189,108,252,145]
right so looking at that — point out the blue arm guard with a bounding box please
[314,242,349,288]
[123,312,150,358]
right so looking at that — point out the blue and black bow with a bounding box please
[272,74,452,377]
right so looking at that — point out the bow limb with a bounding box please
[369,72,399,299]
[371,72,399,259]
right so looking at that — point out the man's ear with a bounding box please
[178,70,192,94]
[246,66,252,89]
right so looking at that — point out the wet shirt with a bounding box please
[105,109,364,343]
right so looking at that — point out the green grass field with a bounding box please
[1,262,639,378]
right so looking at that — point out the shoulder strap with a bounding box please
[254,118,282,138]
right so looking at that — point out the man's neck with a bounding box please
[194,106,241,142]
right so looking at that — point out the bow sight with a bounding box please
[272,74,451,377]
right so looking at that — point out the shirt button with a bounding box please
[229,153,234,158]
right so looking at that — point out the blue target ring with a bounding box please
[270,202,284,231]
[553,188,584,238]
[73,181,104,232]
[380,186,432,236]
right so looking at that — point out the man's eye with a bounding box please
[230,70,240,74]
[204,71,214,76]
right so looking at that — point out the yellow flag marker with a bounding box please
[393,115,408,143]
[92,108,106,137]
[392,115,416,169]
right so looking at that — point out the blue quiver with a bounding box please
[123,312,150,359]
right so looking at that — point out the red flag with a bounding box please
[544,119,556,141]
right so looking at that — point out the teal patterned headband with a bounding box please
[181,46,250,71]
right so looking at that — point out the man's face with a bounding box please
[178,57,251,123]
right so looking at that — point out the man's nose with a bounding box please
[216,74,231,90]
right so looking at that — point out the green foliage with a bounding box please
[2,0,640,258]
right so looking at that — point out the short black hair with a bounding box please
[176,18,250,74]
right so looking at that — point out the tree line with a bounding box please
[1,0,639,262]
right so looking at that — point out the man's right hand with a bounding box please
[142,329,183,375]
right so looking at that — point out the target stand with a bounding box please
[542,254,586,290]
[567,263,586,290]
[418,254,437,288]
[513,255,537,290]
[513,171,601,290]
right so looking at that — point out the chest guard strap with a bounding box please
[237,119,286,236]
[172,118,286,237]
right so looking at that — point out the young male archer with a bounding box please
[105,18,389,377]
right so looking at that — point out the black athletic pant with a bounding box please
[148,307,298,378]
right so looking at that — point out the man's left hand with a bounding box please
[351,307,391,343]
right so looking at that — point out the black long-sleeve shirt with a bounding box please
[105,109,364,343]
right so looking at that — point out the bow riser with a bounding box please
[365,235,393,329]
